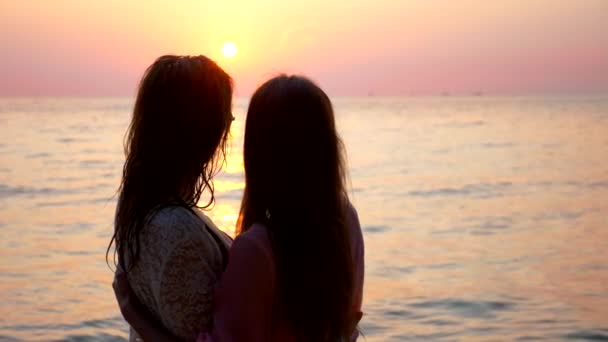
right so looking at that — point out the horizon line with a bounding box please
[1,92,607,99]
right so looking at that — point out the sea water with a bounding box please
[1,96,607,341]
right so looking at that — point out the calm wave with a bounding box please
[1,96,607,341]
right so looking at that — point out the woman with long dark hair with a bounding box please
[114,75,365,341]
[109,55,234,341]
[206,75,364,341]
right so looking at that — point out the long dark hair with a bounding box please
[238,75,355,341]
[108,55,233,271]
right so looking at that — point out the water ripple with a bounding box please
[57,137,90,144]
[589,181,608,189]
[408,182,513,199]
[0,184,70,198]
[562,330,608,341]
[52,332,126,341]
[5,316,125,332]
[408,298,516,319]
[25,152,51,159]
[364,225,390,233]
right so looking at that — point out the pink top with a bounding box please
[198,203,365,342]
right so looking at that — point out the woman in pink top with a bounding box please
[203,75,364,341]
[114,75,364,341]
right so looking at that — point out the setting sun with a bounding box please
[221,41,238,58]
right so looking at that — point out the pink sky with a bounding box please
[1,0,607,96]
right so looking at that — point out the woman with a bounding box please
[115,75,365,341]
[205,75,364,341]
[109,55,234,341]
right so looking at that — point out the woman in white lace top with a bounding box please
[107,55,234,341]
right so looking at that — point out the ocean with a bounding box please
[1,96,607,341]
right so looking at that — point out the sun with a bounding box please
[221,41,238,58]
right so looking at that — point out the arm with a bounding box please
[113,211,222,341]
[114,237,219,341]
[113,269,176,342]
[206,231,275,342]
[347,202,365,340]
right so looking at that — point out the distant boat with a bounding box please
[473,91,484,96]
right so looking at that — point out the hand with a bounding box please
[113,267,137,320]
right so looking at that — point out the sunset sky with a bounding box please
[1,0,607,96]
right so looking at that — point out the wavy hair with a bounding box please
[108,55,233,271]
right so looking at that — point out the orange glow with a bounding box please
[0,0,607,96]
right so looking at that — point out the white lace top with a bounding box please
[125,206,232,341]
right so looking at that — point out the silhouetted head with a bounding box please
[109,55,233,270]
[238,75,355,341]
